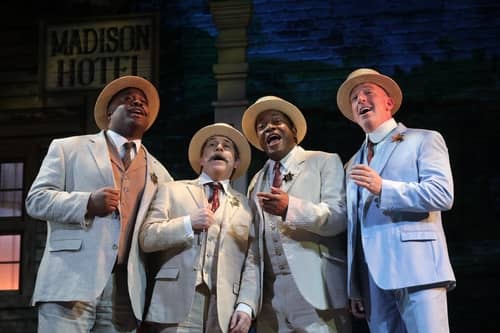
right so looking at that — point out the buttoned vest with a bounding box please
[107,140,146,265]
[261,166,291,276]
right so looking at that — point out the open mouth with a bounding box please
[359,106,372,116]
[210,154,228,163]
[266,133,281,146]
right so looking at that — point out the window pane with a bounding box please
[0,235,21,291]
[0,235,21,261]
[0,163,23,189]
[0,191,23,217]
[0,263,20,291]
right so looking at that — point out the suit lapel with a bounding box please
[133,148,158,234]
[87,131,115,186]
[186,179,206,209]
[250,166,267,238]
[347,149,362,221]
[218,187,241,245]
[280,146,306,193]
[370,123,407,175]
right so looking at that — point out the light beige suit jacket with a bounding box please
[139,179,260,332]
[248,146,348,310]
[25,131,173,320]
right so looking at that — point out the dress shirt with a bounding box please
[365,118,397,158]
[182,172,230,236]
[106,129,141,160]
[364,118,397,199]
[266,145,298,186]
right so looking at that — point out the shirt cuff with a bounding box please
[236,302,253,318]
[183,215,194,240]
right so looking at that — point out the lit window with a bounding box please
[0,162,24,217]
[0,234,20,291]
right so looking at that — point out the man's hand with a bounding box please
[256,186,289,219]
[86,187,120,218]
[190,207,215,231]
[350,299,366,319]
[350,164,383,195]
[229,310,252,333]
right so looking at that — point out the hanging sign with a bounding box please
[41,14,158,91]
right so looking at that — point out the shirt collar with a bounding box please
[268,145,298,171]
[367,118,397,144]
[106,129,142,151]
[199,172,230,193]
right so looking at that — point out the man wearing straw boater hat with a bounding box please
[337,68,455,333]
[242,96,351,333]
[139,123,259,333]
[26,76,173,332]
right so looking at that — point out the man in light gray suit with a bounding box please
[26,76,173,332]
[337,68,456,333]
[139,123,259,333]
[242,96,351,333]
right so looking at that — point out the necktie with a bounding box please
[122,142,134,169]
[367,140,375,164]
[272,161,282,188]
[208,182,222,212]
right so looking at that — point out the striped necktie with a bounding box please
[208,182,222,212]
[272,161,282,188]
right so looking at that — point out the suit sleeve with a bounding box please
[139,182,193,253]
[25,139,91,227]
[379,131,454,212]
[285,153,347,236]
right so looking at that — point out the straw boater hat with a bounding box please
[336,68,403,122]
[94,75,160,130]
[241,96,307,151]
[188,123,251,180]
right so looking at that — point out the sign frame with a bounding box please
[39,13,159,93]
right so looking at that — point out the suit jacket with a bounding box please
[25,131,173,320]
[345,123,456,298]
[139,179,260,333]
[248,146,348,310]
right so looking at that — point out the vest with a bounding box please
[106,139,147,265]
[261,167,291,276]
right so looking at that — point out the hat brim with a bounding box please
[241,97,307,150]
[336,73,402,122]
[188,123,251,180]
[94,76,160,130]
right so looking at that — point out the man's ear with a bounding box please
[292,126,298,143]
[386,97,395,112]
[233,158,241,170]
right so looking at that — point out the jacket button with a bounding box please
[112,244,118,250]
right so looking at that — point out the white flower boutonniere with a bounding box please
[283,172,294,183]
[150,172,158,184]
[391,133,404,142]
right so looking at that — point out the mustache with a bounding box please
[209,154,228,162]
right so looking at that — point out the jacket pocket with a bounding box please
[49,239,82,252]
[155,267,179,281]
[400,230,437,242]
[321,251,346,265]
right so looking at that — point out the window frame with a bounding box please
[0,143,40,308]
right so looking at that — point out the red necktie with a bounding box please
[122,142,134,169]
[208,182,222,212]
[367,140,375,164]
[272,162,282,188]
